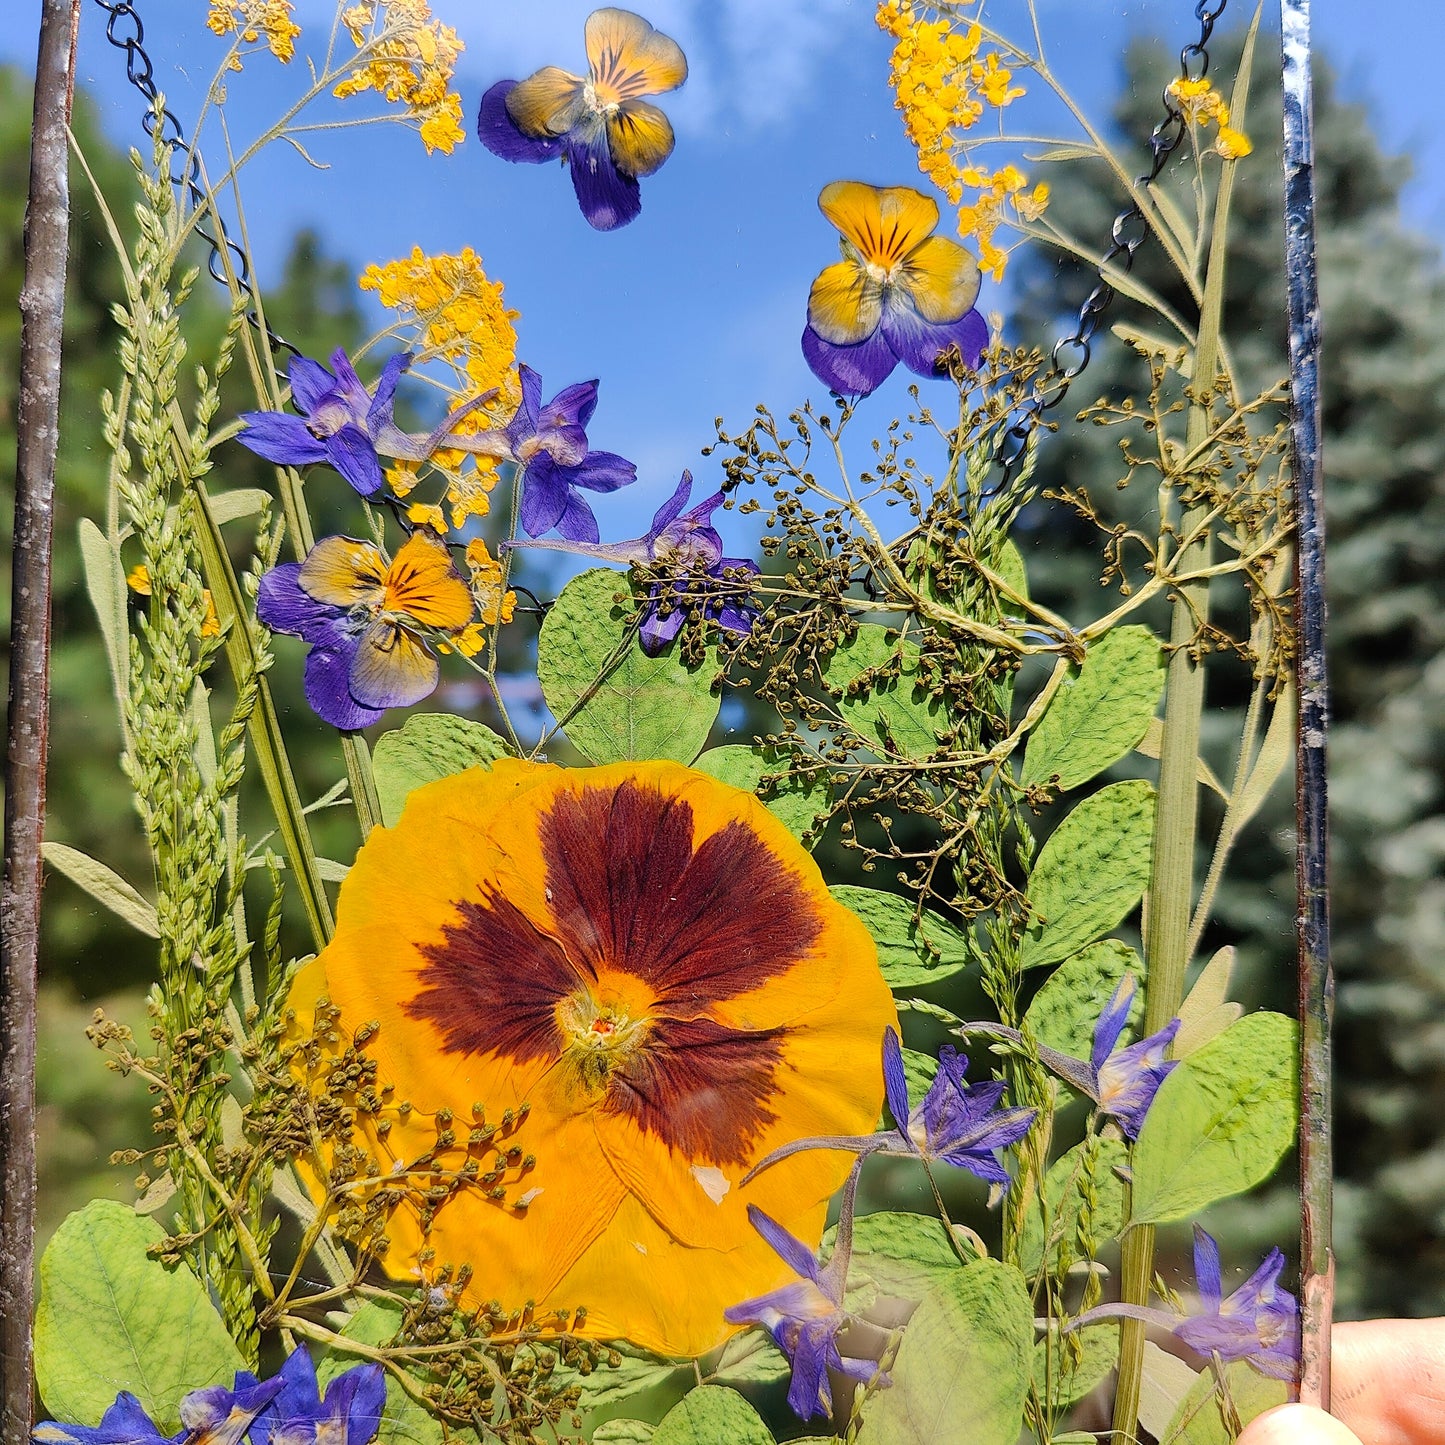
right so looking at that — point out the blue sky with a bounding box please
[10,1,1444,547]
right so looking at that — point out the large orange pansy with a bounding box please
[288,758,896,1357]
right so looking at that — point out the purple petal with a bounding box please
[257,564,339,643]
[714,601,756,637]
[784,1326,834,1420]
[647,472,695,539]
[538,379,600,435]
[880,301,988,379]
[325,425,385,497]
[1091,976,1137,1075]
[1193,1226,1224,1310]
[639,596,685,655]
[802,323,897,397]
[536,421,590,468]
[517,364,543,427]
[552,488,602,544]
[327,348,370,415]
[519,457,570,538]
[304,642,384,731]
[881,1029,914,1137]
[236,412,329,467]
[287,355,336,415]
[567,123,642,231]
[478,81,564,163]
[746,1204,822,1284]
[366,353,410,432]
[321,1365,386,1445]
[566,449,638,494]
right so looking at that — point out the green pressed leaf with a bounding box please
[652,1386,772,1445]
[593,1423,657,1444]
[1175,947,1242,1057]
[371,713,510,827]
[1139,1342,1202,1443]
[1033,1324,1119,1410]
[861,1259,1032,1445]
[823,625,943,759]
[1132,1012,1298,1224]
[79,518,130,725]
[1024,940,1141,1061]
[549,1343,684,1413]
[829,885,970,990]
[1163,1360,1289,1445]
[207,488,271,525]
[837,1210,966,1312]
[42,843,159,937]
[1019,1136,1129,1277]
[709,1329,791,1386]
[1020,626,1165,791]
[34,1201,245,1431]
[537,569,719,765]
[1020,780,1155,970]
[1136,718,1227,798]
[693,745,828,840]
[318,1302,440,1445]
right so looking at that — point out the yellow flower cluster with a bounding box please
[361,247,520,538]
[875,0,1046,280]
[206,0,301,63]
[1168,76,1253,160]
[126,565,221,638]
[334,0,466,155]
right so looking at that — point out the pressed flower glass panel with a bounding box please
[16,1,1428,1442]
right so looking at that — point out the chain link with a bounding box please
[993,0,1227,489]
[92,0,299,357]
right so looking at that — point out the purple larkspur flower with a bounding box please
[1175,1227,1299,1381]
[237,349,506,498]
[510,471,758,654]
[477,8,687,231]
[507,364,636,543]
[724,1165,879,1421]
[256,531,473,730]
[1090,974,1180,1139]
[802,181,988,398]
[241,1346,385,1445]
[35,1377,282,1445]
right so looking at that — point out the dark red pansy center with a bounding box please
[406,778,824,1164]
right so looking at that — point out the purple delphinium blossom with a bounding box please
[724,1164,878,1421]
[507,364,636,543]
[477,9,687,231]
[1090,974,1180,1139]
[1175,1227,1299,1381]
[238,349,507,498]
[880,1028,1036,1185]
[510,470,758,654]
[35,1377,282,1445]
[241,1346,386,1445]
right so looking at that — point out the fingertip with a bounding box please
[1238,1404,1363,1445]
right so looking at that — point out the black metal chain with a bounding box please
[92,0,300,357]
[993,0,1227,489]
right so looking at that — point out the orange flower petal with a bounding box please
[299,535,387,608]
[808,259,883,345]
[290,758,897,1357]
[382,531,474,631]
[897,234,982,323]
[506,65,586,137]
[607,98,675,178]
[585,7,687,106]
[819,180,939,271]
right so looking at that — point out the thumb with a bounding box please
[1239,1405,1361,1445]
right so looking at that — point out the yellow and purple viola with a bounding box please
[802,181,988,397]
[478,7,687,231]
[256,531,473,730]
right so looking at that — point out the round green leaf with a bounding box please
[1131,1012,1298,1224]
[34,1201,245,1431]
[372,713,510,826]
[693,745,828,841]
[652,1385,773,1445]
[537,569,719,764]
[1021,780,1155,970]
[1033,1324,1119,1410]
[1024,941,1141,1060]
[829,885,970,990]
[823,625,944,759]
[708,1329,791,1387]
[859,1259,1031,1445]
[1019,1136,1129,1278]
[835,1210,965,1312]
[1020,626,1164,791]
[1163,1359,1289,1445]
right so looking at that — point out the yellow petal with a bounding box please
[819,180,939,271]
[808,259,883,345]
[505,65,586,137]
[607,99,675,178]
[897,234,981,323]
[382,530,474,631]
[298,535,387,609]
[585,7,687,106]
